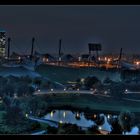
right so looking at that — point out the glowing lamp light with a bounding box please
[136,62,140,65]
[50,111,53,118]
[93,114,97,118]
[98,126,102,130]
[64,88,66,91]
[38,89,40,92]
[125,117,127,120]
[125,89,128,94]
[25,114,28,118]
[59,120,63,124]
[81,78,85,82]
[51,89,53,91]
[63,112,66,118]
[76,113,80,117]
[77,88,79,91]
[107,114,110,119]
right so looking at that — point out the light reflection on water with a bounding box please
[44,110,112,131]
[44,110,94,127]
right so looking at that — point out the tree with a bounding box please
[109,82,125,99]
[17,83,28,97]
[118,111,135,133]
[88,125,101,134]
[4,106,24,125]
[26,86,35,96]
[47,126,58,134]
[95,114,105,126]
[20,76,32,84]
[103,77,113,85]
[3,83,15,97]
[84,76,100,89]
[109,117,122,134]
[3,96,12,107]
[33,78,42,89]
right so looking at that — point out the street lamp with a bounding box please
[124,89,128,94]
[98,126,102,130]
[107,114,110,119]
[25,113,28,118]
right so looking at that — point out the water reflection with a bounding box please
[44,110,113,132]
[63,111,66,118]
[44,110,94,128]
[50,111,53,118]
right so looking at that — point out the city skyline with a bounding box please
[0,5,140,55]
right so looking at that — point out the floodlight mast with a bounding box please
[7,37,11,59]
[30,37,35,60]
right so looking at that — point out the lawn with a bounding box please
[41,93,140,114]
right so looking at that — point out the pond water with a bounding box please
[43,110,113,132]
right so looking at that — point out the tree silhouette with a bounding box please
[118,111,135,133]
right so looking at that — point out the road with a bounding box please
[28,116,59,128]
[31,130,47,135]
[34,89,111,98]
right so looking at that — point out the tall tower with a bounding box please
[30,37,35,60]
[0,31,6,58]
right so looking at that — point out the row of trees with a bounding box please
[0,76,44,98]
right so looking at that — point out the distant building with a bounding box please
[61,54,75,62]
[0,31,6,58]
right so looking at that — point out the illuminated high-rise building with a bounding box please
[0,31,6,57]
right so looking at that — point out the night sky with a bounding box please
[0,5,140,55]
